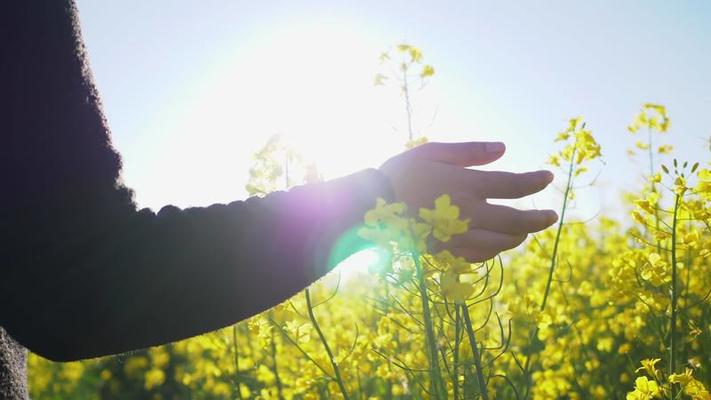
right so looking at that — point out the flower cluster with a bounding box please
[628,103,671,134]
[547,116,602,172]
[358,194,472,303]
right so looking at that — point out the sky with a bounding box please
[75,0,711,221]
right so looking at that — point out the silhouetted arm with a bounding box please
[0,0,393,361]
[7,170,391,362]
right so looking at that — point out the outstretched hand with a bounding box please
[379,141,558,262]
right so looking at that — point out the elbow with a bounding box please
[27,343,83,363]
[2,302,103,362]
[3,321,92,362]
[29,333,97,362]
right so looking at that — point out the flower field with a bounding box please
[27,46,711,399]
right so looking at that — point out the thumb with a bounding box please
[407,141,506,167]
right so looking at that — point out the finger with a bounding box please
[467,169,554,199]
[434,229,526,262]
[443,229,528,253]
[407,141,506,167]
[449,248,502,263]
[467,203,558,235]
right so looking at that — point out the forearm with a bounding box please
[3,169,392,361]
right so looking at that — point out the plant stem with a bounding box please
[305,288,351,400]
[648,128,655,180]
[670,194,680,399]
[453,306,461,400]
[462,305,490,400]
[270,324,285,400]
[414,255,447,399]
[540,152,575,313]
[649,128,662,253]
[384,283,394,400]
[522,151,575,399]
[402,68,414,141]
[269,316,333,377]
[232,324,243,400]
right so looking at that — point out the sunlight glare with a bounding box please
[133,19,411,210]
[333,247,387,282]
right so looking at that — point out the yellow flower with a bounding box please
[419,194,469,242]
[555,132,570,142]
[697,168,711,199]
[670,369,711,400]
[657,144,673,154]
[674,175,687,195]
[420,64,435,78]
[626,376,661,400]
[628,103,670,134]
[440,270,474,304]
[669,368,694,386]
[144,368,166,390]
[405,136,429,149]
[635,358,661,379]
[359,198,415,250]
[548,117,601,173]
[619,343,632,354]
[433,250,472,274]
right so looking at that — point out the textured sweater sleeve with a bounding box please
[0,1,394,361]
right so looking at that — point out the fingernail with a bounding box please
[485,142,505,153]
[542,170,554,183]
[546,210,559,224]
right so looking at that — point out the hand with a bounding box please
[379,141,558,262]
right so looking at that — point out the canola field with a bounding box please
[28,45,711,400]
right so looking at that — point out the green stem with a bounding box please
[414,255,447,399]
[384,283,394,400]
[522,151,575,400]
[269,317,333,377]
[305,288,351,400]
[402,67,414,141]
[270,324,285,400]
[540,152,574,313]
[232,324,243,400]
[649,128,662,253]
[648,128,655,180]
[462,305,490,400]
[357,367,363,400]
[453,306,461,400]
[669,194,680,398]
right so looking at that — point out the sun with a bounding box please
[128,16,444,213]
[135,20,420,276]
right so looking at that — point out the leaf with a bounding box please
[373,73,388,86]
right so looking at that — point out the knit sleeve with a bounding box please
[4,169,393,361]
[0,0,394,361]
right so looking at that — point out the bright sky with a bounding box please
[76,0,711,221]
